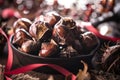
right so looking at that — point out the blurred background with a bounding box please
[0,0,120,38]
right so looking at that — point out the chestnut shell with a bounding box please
[39,40,59,57]
[13,18,32,33]
[44,11,61,27]
[20,40,41,55]
[29,21,52,42]
[12,29,32,47]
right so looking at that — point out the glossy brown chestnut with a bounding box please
[20,40,40,55]
[39,39,58,57]
[20,40,35,53]
[58,18,84,39]
[29,21,52,41]
[12,29,32,47]
[62,17,76,29]
[53,22,83,53]
[52,24,67,45]
[81,31,99,50]
[44,11,61,28]
[13,18,32,33]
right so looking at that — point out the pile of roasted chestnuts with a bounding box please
[12,12,99,58]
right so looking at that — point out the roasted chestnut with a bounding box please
[80,31,99,51]
[12,13,100,58]
[20,40,40,55]
[13,18,32,33]
[29,21,52,41]
[62,17,76,29]
[53,23,75,45]
[52,24,67,45]
[39,39,58,57]
[44,11,61,28]
[53,21,83,53]
[57,17,85,39]
[12,29,32,47]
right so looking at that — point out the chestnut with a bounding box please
[53,19,76,45]
[52,24,67,45]
[12,29,32,47]
[13,18,32,33]
[29,21,52,41]
[81,31,99,51]
[44,11,61,28]
[20,40,34,53]
[62,17,76,29]
[55,21,82,43]
[20,40,40,55]
[53,22,83,53]
[39,39,58,57]
[59,17,84,39]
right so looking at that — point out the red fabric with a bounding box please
[4,64,76,79]
[85,25,120,42]
[0,28,76,80]
[2,8,21,19]
[0,28,13,71]
[2,8,14,18]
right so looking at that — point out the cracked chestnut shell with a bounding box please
[52,24,67,45]
[39,39,59,57]
[57,17,85,39]
[52,22,83,53]
[44,11,61,28]
[12,29,32,47]
[53,23,82,52]
[62,17,76,29]
[29,21,52,41]
[20,40,40,55]
[13,18,32,33]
